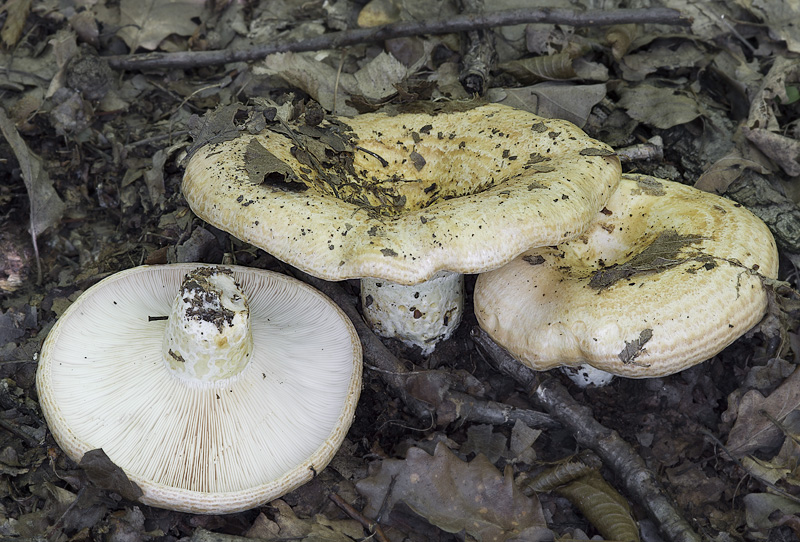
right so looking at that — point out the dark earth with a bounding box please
[1,0,800,541]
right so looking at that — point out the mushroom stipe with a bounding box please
[37,264,362,514]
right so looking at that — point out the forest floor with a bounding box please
[2,0,800,541]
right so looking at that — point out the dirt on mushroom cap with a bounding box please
[474,174,780,378]
[182,102,621,285]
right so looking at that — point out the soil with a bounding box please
[1,1,800,541]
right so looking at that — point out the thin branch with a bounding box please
[534,379,703,542]
[106,7,691,72]
[329,493,391,542]
[471,327,702,542]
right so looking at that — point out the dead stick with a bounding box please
[535,379,702,542]
[472,327,701,542]
[107,7,690,71]
[329,493,391,542]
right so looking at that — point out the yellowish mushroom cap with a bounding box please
[37,264,362,514]
[182,103,621,285]
[474,174,779,378]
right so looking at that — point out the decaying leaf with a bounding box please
[117,0,205,51]
[185,103,247,160]
[745,1,800,54]
[523,454,639,542]
[618,328,653,365]
[0,0,31,47]
[461,424,507,464]
[605,24,638,61]
[726,366,800,457]
[244,139,304,190]
[258,50,422,115]
[246,500,364,541]
[588,230,706,291]
[0,108,65,239]
[617,84,704,129]
[742,126,800,177]
[694,154,772,194]
[664,462,726,510]
[556,473,640,542]
[79,449,143,502]
[500,53,578,84]
[619,41,707,82]
[488,82,607,128]
[744,493,800,536]
[356,442,550,541]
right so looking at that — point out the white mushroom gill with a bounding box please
[36,264,362,513]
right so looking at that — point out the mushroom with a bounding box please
[474,174,779,383]
[36,264,362,514]
[182,103,621,354]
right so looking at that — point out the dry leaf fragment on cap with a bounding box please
[182,102,621,354]
[37,264,362,514]
[475,174,779,381]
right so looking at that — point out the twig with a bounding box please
[0,418,39,447]
[471,327,539,392]
[329,493,391,542]
[106,8,691,72]
[473,327,702,542]
[298,273,559,429]
[535,379,702,542]
[458,0,497,96]
[616,135,664,163]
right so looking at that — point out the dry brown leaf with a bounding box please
[694,154,772,194]
[117,0,205,51]
[488,83,606,128]
[746,0,800,53]
[79,449,143,502]
[620,41,708,82]
[0,107,66,239]
[742,127,800,177]
[617,84,704,129]
[606,24,638,61]
[726,367,800,457]
[743,493,800,536]
[258,51,416,115]
[500,53,578,84]
[0,0,31,48]
[266,500,365,541]
[357,442,551,541]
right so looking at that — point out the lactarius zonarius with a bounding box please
[36,264,362,514]
[475,174,779,384]
[182,102,621,354]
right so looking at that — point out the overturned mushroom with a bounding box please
[474,174,779,382]
[182,103,621,353]
[37,264,362,514]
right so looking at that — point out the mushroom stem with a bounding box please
[360,271,464,355]
[561,364,616,388]
[162,267,253,382]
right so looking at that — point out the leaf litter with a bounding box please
[356,442,551,542]
[0,0,799,540]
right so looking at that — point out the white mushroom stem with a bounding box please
[163,267,253,382]
[561,365,616,388]
[360,271,464,355]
